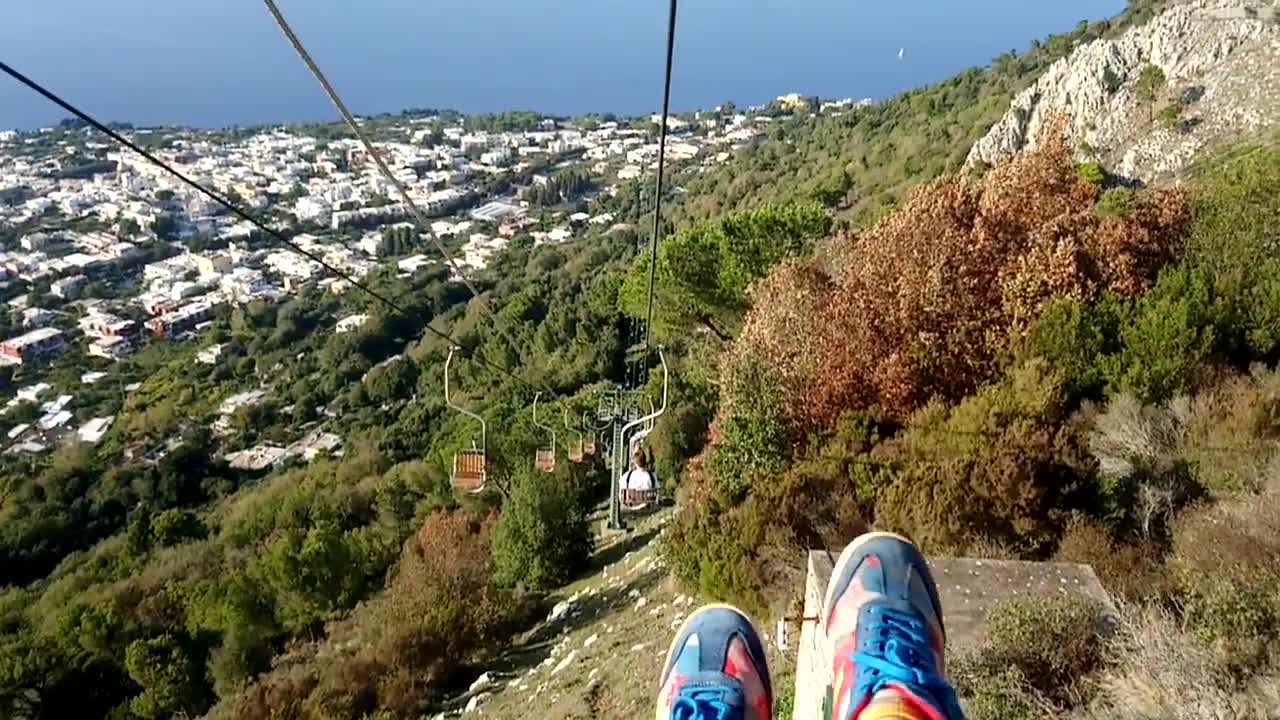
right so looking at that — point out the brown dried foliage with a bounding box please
[229,511,510,720]
[731,119,1188,425]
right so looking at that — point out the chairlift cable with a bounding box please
[262,0,482,300]
[0,60,548,395]
[640,0,679,374]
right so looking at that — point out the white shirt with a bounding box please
[620,468,655,492]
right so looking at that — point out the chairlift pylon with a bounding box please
[445,346,487,493]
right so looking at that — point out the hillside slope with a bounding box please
[968,0,1280,181]
[444,509,795,720]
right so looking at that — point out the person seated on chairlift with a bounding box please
[620,447,656,504]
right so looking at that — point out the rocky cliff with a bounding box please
[968,0,1280,181]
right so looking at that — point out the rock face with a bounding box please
[968,0,1280,181]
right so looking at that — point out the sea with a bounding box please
[1,0,1122,130]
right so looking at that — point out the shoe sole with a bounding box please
[821,531,914,632]
[658,602,772,700]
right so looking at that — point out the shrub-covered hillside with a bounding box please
[661,123,1280,716]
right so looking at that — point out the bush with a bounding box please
[984,594,1105,702]
[1246,259,1280,358]
[1180,366,1280,494]
[949,656,1043,720]
[491,470,592,591]
[811,125,1184,420]
[663,479,772,615]
[150,509,208,548]
[724,258,835,431]
[1185,144,1280,358]
[1023,296,1118,399]
[1087,604,1258,720]
[875,361,1096,554]
[1053,517,1167,602]
[1103,265,1220,403]
[252,520,380,632]
[1172,494,1280,664]
[1095,186,1136,217]
[707,361,791,502]
[124,634,210,719]
[372,511,515,696]
[1076,161,1106,189]
[1087,392,1197,537]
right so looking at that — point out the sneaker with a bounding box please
[656,604,773,720]
[823,532,963,720]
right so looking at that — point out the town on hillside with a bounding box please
[0,95,868,463]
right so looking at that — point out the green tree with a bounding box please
[491,470,592,591]
[254,520,372,631]
[124,635,208,719]
[150,509,208,548]
[619,203,831,341]
[1104,265,1219,403]
[1134,64,1167,122]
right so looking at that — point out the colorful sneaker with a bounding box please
[656,604,773,720]
[823,532,963,720]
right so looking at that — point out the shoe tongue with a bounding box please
[871,683,947,720]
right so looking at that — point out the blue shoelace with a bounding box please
[848,605,951,701]
[669,686,743,720]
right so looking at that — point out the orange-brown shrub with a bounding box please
[1053,517,1168,602]
[734,120,1188,426]
[725,258,835,431]
[368,511,511,689]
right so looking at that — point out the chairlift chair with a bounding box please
[533,392,556,473]
[564,408,584,464]
[581,411,598,457]
[617,352,668,511]
[445,347,487,493]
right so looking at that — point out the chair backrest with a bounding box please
[452,449,486,492]
[568,440,584,463]
[534,448,555,473]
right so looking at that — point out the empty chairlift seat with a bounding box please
[535,447,556,473]
[445,346,489,494]
[452,448,487,493]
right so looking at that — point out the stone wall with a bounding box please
[790,550,1113,719]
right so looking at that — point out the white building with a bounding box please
[335,314,370,334]
[51,275,88,299]
[89,335,134,360]
[0,327,65,365]
[198,344,227,365]
[470,201,525,224]
[396,255,433,274]
[77,416,115,445]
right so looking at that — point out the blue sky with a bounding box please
[0,0,1122,130]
